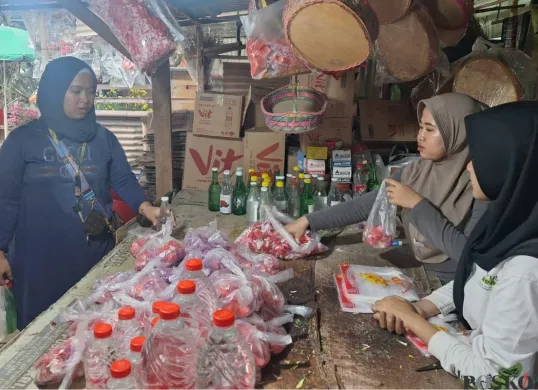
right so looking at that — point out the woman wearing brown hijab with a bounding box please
[285,93,487,282]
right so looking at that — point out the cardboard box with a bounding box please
[242,86,273,130]
[306,159,326,176]
[332,166,352,182]
[306,145,328,160]
[243,129,286,177]
[193,92,243,139]
[183,133,244,191]
[299,117,353,151]
[298,71,355,118]
[359,100,418,142]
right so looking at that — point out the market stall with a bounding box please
[0,190,460,389]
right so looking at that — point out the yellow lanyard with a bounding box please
[48,129,87,174]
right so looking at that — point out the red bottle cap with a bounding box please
[130,336,146,352]
[159,303,180,320]
[356,164,365,169]
[118,306,136,320]
[177,280,196,295]
[94,323,112,339]
[185,259,203,271]
[152,300,167,314]
[110,359,131,379]
[213,309,235,328]
[151,317,160,328]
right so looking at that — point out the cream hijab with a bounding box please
[401,93,485,264]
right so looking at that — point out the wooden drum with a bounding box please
[422,0,470,30]
[376,3,440,82]
[368,0,412,24]
[283,0,378,73]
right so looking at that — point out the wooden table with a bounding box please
[0,190,461,389]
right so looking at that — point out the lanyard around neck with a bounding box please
[48,129,87,174]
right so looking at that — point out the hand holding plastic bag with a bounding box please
[363,181,397,249]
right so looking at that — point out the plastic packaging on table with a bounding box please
[32,320,89,387]
[172,280,212,341]
[241,0,309,79]
[202,247,239,273]
[210,268,261,319]
[140,303,197,389]
[113,294,153,334]
[128,336,145,385]
[362,181,397,249]
[130,217,185,271]
[92,270,137,304]
[254,269,294,320]
[337,264,420,313]
[196,310,256,389]
[86,0,191,73]
[113,307,142,359]
[233,245,281,276]
[243,312,294,357]
[108,359,137,389]
[0,283,17,340]
[235,206,328,260]
[183,220,229,256]
[84,323,116,389]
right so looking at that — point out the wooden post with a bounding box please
[151,61,173,198]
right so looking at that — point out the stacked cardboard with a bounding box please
[358,99,418,142]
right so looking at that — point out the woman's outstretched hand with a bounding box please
[285,216,309,242]
[385,178,424,209]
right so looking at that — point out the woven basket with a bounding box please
[261,83,328,133]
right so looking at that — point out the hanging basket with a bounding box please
[261,83,328,133]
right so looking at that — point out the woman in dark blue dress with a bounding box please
[0,57,162,329]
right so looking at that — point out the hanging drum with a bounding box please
[422,0,470,30]
[436,24,467,48]
[376,3,440,82]
[283,0,378,73]
[368,0,412,24]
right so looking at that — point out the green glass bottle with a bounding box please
[208,167,221,212]
[232,168,247,215]
[300,178,315,216]
[367,163,380,192]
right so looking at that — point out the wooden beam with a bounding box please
[151,61,173,198]
[55,0,132,61]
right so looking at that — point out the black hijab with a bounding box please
[454,101,538,323]
[37,56,98,143]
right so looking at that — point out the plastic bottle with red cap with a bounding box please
[84,323,115,389]
[183,259,218,314]
[141,302,197,389]
[127,336,145,384]
[107,359,137,389]
[172,280,211,341]
[196,310,256,389]
[113,306,140,358]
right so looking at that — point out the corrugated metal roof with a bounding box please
[96,110,148,167]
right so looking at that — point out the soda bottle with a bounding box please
[0,282,16,335]
[128,336,145,384]
[327,181,343,207]
[298,173,305,194]
[141,303,197,389]
[353,164,368,197]
[114,306,141,358]
[300,178,314,215]
[220,170,232,215]
[156,197,169,231]
[184,259,219,314]
[259,186,272,220]
[367,162,380,191]
[287,180,300,218]
[232,168,247,216]
[246,177,260,225]
[208,167,221,212]
[314,177,328,211]
[84,323,115,389]
[293,165,300,176]
[108,360,137,389]
[311,174,318,189]
[196,310,256,389]
[173,280,211,341]
[272,170,281,190]
[273,181,288,213]
[261,180,272,203]
[285,174,293,192]
[248,168,255,178]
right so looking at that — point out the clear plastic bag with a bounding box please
[244,312,294,355]
[86,0,191,73]
[241,0,309,79]
[184,220,229,256]
[130,217,185,271]
[235,207,328,260]
[233,245,281,276]
[362,182,397,249]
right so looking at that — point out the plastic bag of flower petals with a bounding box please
[184,220,229,256]
[232,245,281,276]
[235,206,328,260]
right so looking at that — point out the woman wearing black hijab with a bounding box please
[372,101,538,381]
[0,57,162,328]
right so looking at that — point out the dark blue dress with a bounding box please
[0,120,147,329]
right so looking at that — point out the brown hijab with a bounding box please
[401,93,485,264]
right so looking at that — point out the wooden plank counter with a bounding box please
[0,190,461,389]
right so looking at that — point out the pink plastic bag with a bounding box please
[244,313,294,356]
[233,245,281,275]
[235,207,328,259]
[363,181,397,249]
[184,220,228,255]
